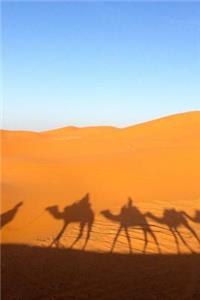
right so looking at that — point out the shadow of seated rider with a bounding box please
[120,198,143,226]
[65,193,91,216]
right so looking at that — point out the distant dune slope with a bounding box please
[1,111,200,252]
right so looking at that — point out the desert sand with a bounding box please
[1,111,200,299]
[1,111,200,254]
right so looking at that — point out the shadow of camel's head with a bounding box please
[16,202,23,208]
[45,205,58,212]
[100,209,110,215]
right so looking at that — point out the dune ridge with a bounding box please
[1,111,200,253]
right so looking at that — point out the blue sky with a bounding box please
[2,1,200,131]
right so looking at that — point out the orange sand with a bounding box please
[1,111,200,254]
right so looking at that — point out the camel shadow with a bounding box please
[181,210,200,224]
[0,202,23,229]
[46,193,94,250]
[145,209,200,254]
[101,198,161,254]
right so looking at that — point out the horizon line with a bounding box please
[1,110,200,133]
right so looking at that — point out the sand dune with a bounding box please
[1,111,200,253]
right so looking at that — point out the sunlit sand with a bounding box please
[1,112,200,254]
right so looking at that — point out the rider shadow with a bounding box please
[101,198,161,254]
[46,193,95,250]
[0,202,23,229]
[146,209,200,254]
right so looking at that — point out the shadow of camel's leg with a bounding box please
[149,229,161,254]
[71,222,85,248]
[111,225,122,253]
[50,223,68,248]
[83,221,93,250]
[143,229,148,254]
[169,227,180,254]
[124,227,132,254]
[175,229,195,253]
[184,222,200,244]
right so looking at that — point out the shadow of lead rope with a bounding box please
[6,210,46,232]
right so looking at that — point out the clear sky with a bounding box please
[2,1,200,131]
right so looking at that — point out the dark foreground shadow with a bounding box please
[1,244,200,300]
